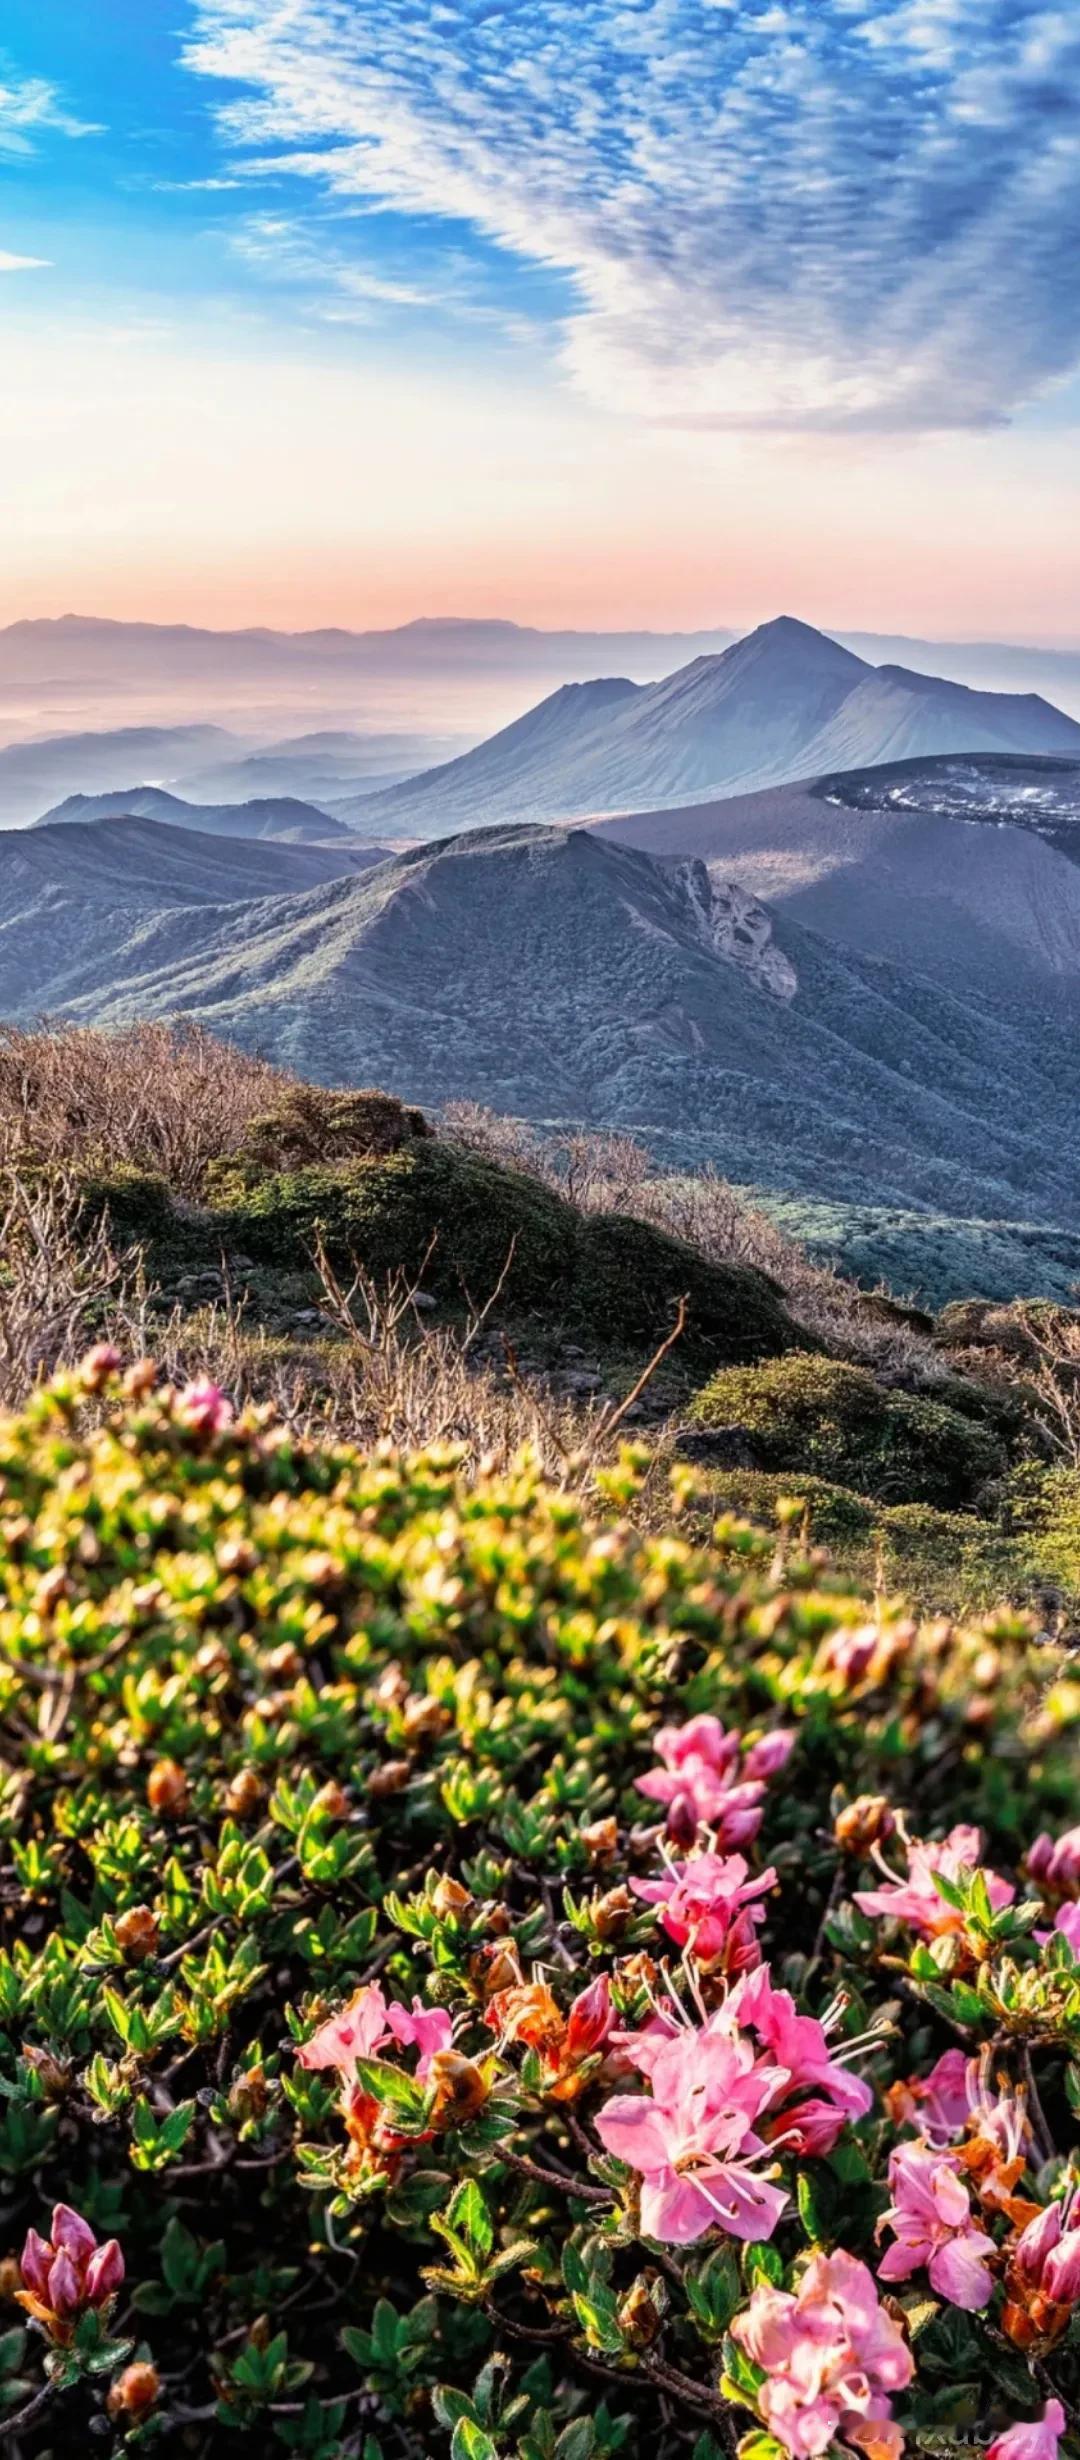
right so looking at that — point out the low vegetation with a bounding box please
[2,1024,1080,2455]
[1,1360,1079,2460]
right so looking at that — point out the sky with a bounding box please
[2,0,1080,640]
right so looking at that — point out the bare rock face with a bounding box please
[674,860,797,1000]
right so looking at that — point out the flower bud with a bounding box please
[402,1694,451,1744]
[617,2269,667,2349]
[431,1875,472,1921]
[833,1795,896,1854]
[115,1904,159,1961]
[310,1781,350,1822]
[592,1884,635,1940]
[80,1343,122,1392]
[217,1538,257,1577]
[107,2362,161,2423]
[22,2047,71,2099]
[147,1758,189,1817]
[566,1974,612,2061]
[123,1357,158,1397]
[367,1758,412,1798]
[427,2050,490,2123]
[0,2257,22,2302]
[580,1816,618,1862]
[224,1766,263,1818]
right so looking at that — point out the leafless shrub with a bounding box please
[0,1020,291,1193]
[0,1169,139,1405]
[1019,1309,1080,1465]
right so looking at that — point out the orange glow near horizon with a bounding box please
[2,316,1080,649]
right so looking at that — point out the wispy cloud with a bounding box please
[183,0,1080,432]
[0,248,49,272]
[0,69,100,156]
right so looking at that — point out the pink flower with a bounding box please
[384,1997,454,2077]
[175,1378,234,1439]
[731,2248,913,2460]
[299,1982,451,2079]
[727,1964,874,2152]
[1051,1903,1080,1958]
[854,1825,1014,1940]
[742,1730,796,1783]
[17,2206,124,2341]
[878,2141,995,2309]
[986,2403,1066,2460]
[888,2048,973,2143]
[1009,2190,1080,2308]
[565,1973,612,2062]
[595,2021,789,2246]
[631,1851,775,1967]
[636,1714,791,1846]
[1028,1830,1080,1897]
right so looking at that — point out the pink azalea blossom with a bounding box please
[888,2047,973,2143]
[175,1378,234,1439]
[877,2141,995,2309]
[636,1713,792,1846]
[1052,1903,1080,1958]
[595,2020,789,2245]
[1010,2190,1080,2308]
[631,1851,775,1967]
[1027,1829,1080,1896]
[742,1729,796,1783]
[726,1964,875,2152]
[731,2247,913,2460]
[986,2403,1066,2460]
[565,1973,612,2062]
[299,1982,451,2079]
[854,1824,1014,1940]
[18,2206,124,2339]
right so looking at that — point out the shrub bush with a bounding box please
[1,1361,1079,2455]
[571,1211,799,1358]
[204,1141,580,1308]
[687,1352,1005,1508]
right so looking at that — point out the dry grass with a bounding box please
[0,1019,291,1194]
[0,1169,141,1407]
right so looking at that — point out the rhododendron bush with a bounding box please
[1,1361,1079,2456]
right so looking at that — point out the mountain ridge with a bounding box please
[4,812,1075,1231]
[335,618,1080,836]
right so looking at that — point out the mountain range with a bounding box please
[36,786,349,844]
[338,619,1080,836]
[1,810,1076,1230]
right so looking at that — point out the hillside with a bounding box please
[16,818,1078,1228]
[35,783,350,842]
[337,617,1080,835]
[594,756,1080,1017]
[0,815,387,1018]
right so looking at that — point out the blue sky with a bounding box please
[2,2,1080,636]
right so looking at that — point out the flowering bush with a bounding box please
[1,1358,1079,2456]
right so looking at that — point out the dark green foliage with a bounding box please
[76,1165,186,1256]
[570,1211,799,1358]
[685,1469,1023,1615]
[203,1144,804,1354]
[233,1084,433,1170]
[687,1352,1004,1508]
[205,1141,580,1310]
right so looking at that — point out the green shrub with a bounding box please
[682,1468,1024,1614]
[75,1164,187,1256]
[205,1140,579,1308]
[0,1361,1077,2456]
[687,1352,1004,1507]
[233,1084,433,1170]
[570,1210,799,1357]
